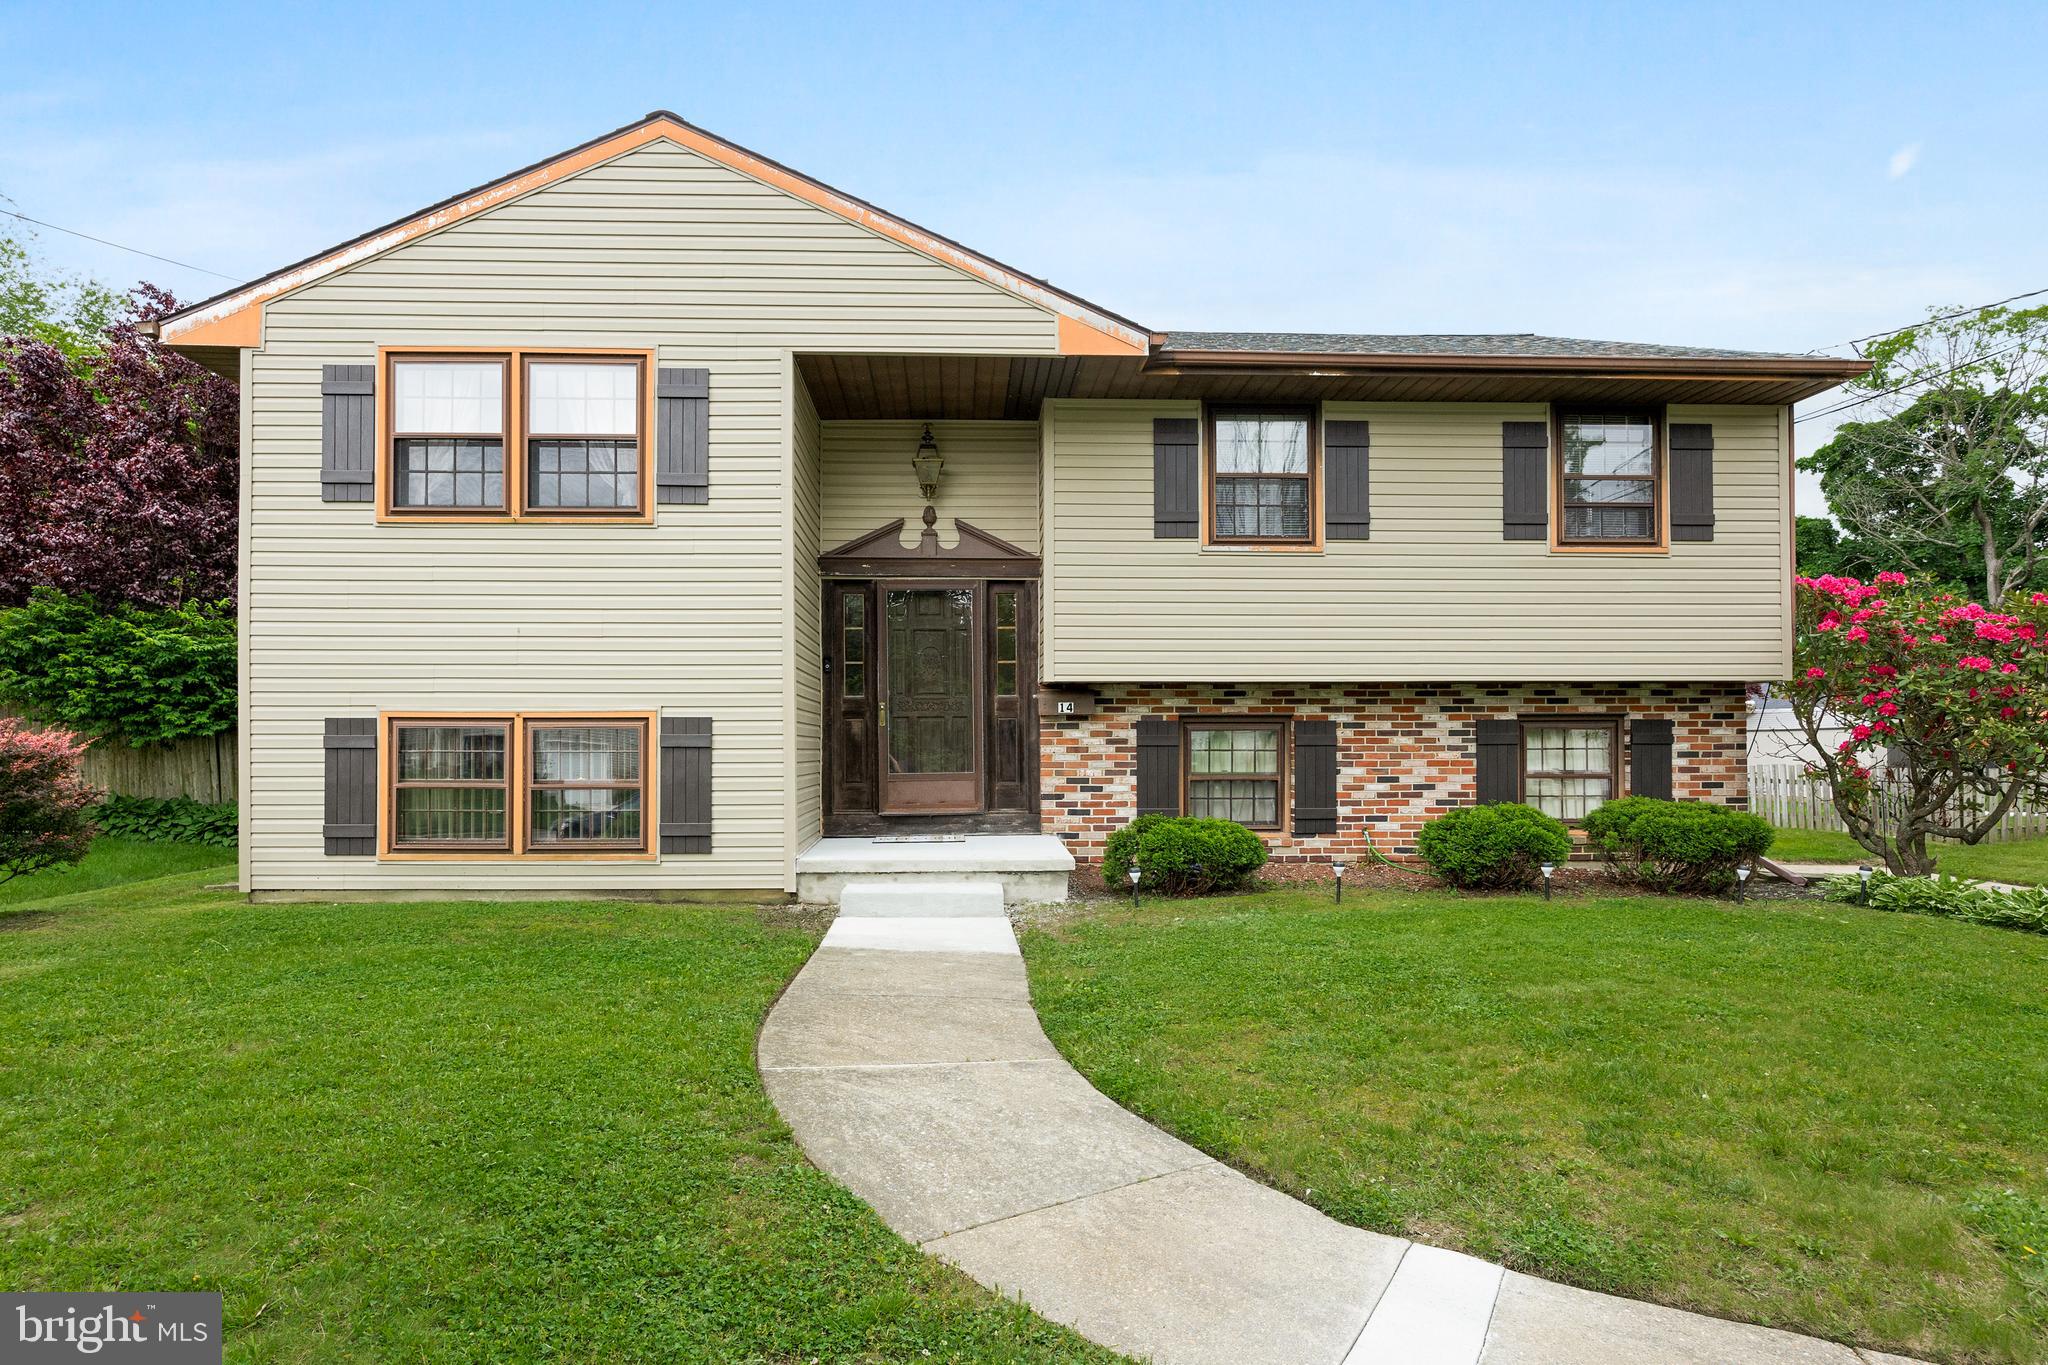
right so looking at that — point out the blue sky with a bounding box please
[4,0,2045,509]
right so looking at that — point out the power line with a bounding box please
[0,207,238,281]
[1807,286,2048,356]
[1794,338,2028,424]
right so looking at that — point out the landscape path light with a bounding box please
[1858,865,1874,905]
[1735,863,1752,903]
[1539,861,1556,902]
[1332,859,1346,905]
[1127,861,1142,909]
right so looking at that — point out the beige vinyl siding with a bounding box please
[819,420,1040,553]
[245,137,1056,891]
[1042,399,1790,683]
[791,372,824,854]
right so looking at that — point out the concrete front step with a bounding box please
[795,834,1074,907]
[839,880,1007,919]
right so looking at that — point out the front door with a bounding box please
[879,583,981,814]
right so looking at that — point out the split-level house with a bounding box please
[155,112,1868,900]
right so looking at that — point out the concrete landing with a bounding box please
[759,905,1931,1365]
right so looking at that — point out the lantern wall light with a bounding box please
[911,423,944,503]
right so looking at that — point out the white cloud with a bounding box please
[1887,141,1922,179]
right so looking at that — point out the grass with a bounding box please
[0,836,235,907]
[1769,828,2048,885]
[1023,888,2048,1364]
[0,852,1119,1362]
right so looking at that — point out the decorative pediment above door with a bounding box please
[818,509,1041,578]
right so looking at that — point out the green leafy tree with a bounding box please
[1799,304,2048,608]
[0,589,236,745]
[0,217,125,360]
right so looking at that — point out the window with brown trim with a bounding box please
[389,357,510,512]
[1184,720,1287,828]
[1555,409,1661,545]
[389,719,513,849]
[1207,406,1318,544]
[382,712,653,857]
[1521,718,1619,821]
[523,356,645,512]
[526,719,649,850]
[381,348,651,520]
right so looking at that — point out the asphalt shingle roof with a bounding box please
[1155,331,1814,362]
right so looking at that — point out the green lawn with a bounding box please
[1023,889,2048,1364]
[1,857,1117,1362]
[1769,828,2048,885]
[0,835,235,907]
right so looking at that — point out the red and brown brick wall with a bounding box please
[1039,682,1749,863]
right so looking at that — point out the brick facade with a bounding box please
[1039,682,1749,863]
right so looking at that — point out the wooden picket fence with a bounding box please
[4,712,237,804]
[1750,764,2048,844]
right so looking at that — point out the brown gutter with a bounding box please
[1142,345,1870,382]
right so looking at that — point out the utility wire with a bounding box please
[1806,286,2048,356]
[1794,338,2028,424]
[0,207,238,281]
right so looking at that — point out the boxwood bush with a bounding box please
[1415,803,1572,891]
[1101,815,1268,896]
[1580,796,1774,895]
[94,795,238,850]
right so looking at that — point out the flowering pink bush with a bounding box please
[0,718,99,884]
[1788,573,2048,873]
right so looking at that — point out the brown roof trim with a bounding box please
[1142,342,1871,382]
[157,111,1148,354]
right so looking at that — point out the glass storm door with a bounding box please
[879,584,981,813]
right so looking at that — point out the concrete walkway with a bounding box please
[759,910,1926,1365]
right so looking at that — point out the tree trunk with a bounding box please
[1977,498,2006,608]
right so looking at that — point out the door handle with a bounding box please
[878,701,888,729]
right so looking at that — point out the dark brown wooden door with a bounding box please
[986,581,1037,812]
[826,581,877,814]
[879,583,981,813]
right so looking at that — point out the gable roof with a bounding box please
[154,110,1149,357]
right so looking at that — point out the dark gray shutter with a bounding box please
[1324,420,1370,540]
[321,365,375,503]
[656,368,710,505]
[1668,423,1715,542]
[1630,718,1674,799]
[1135,717,1181,816]
[1153,418,1199,538]
[1475,719,1521,804]
[1292,719,1338,835]
[323,718,376,855]
[659,716,713,853]
[1502,420,1548,540]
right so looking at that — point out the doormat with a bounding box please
[871,835,968,844]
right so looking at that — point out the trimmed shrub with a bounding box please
[0,718,99,883]
[1101,815,1268,896]
[0,588,235,744]
[1416,803,1573,892]
[1818,871,2048,934]
[1581,796,1775,895]
[94,795,238,850]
